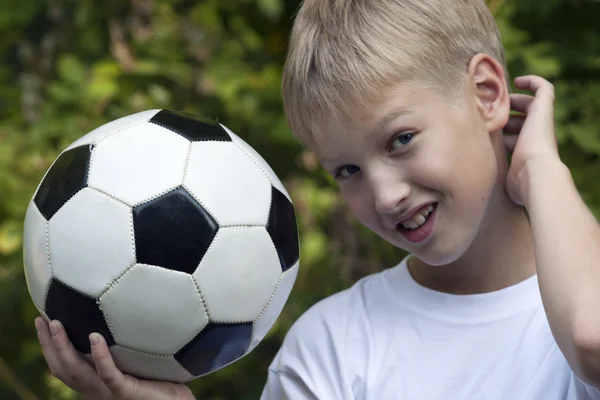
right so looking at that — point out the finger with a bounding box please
[91,333,136,397]
[514,75,555,107]
[503,114,526,134]
[514,75,556,134]
[49,320,103,388]
[514,75,555,96]
[36,317,62,376]
[509,94,534,114]
[504,134,518,153]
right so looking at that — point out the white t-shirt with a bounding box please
[261,256,600,399]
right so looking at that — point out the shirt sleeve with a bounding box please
[259,299,356,400]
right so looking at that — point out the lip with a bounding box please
[396,201,438,224]
[397,202,438,244]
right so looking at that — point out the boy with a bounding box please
[34,0,600,398]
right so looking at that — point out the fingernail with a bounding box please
[89,333,100,346]
[49,321,59,338]
[34,317,41,331]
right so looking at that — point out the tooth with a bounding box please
[403,221,418,229]
[400,204,436,230]
[413,214,426,225]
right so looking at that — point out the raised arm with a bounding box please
[505,75,600,388]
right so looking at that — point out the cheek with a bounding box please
[444,135,498,207]
[340,187,376,227]
[411,143,458,190]
[415,131,498,200]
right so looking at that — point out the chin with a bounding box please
[408,227,478,267]
[411,250,460,267]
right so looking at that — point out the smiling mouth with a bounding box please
[396,202,438,232]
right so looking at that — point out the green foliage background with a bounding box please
[0,0,598,398]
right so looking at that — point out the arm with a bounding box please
[523,158,600,387]
[505,75,600,388]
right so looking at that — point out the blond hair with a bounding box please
[282,0,508,147]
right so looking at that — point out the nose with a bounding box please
[372,178,411,215]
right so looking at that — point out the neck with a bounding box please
[408,181,537,295]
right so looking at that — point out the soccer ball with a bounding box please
[22,109,300,382]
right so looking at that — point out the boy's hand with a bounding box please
[35,317,196,400]
[503,75,561,206]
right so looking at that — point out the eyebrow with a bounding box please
[372,109,413,134]
[318,109,413,164]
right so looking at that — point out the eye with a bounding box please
[334,164,360,179]
[389,132,415,151]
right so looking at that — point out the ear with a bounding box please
[467,53,510,133]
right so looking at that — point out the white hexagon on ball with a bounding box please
[100,264,209,355]
[249,260,299,351]
[222,125,292,203]
[66,110,161,151]
[193,226,281,323]
[183,141,272,227]
[48,188,135,298]
[88,122,189,206]
[23,202,51,312]
[109,345,193,383]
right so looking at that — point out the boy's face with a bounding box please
[314,82,503,266]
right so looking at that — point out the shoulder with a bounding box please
[270,268,390,371]
[293,268,387,331]
[262,271,389,399]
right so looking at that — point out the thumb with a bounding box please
[505,172,524,207]
[503,134,518,153]
[90,333,140,399]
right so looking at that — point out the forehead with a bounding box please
[347,82,422,125]
[309,82,439,154]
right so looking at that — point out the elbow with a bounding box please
[572,326,600,388]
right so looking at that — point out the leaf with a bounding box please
[148,84,172,106]
[0,0,40,29]
[0,221,22,255]
[300,231,328,266]
[57,54,87,86]
[258,0,283,20]
[568,124,600,155]
[86,76,119,103]
[47,82,75,102]
[522,42,562,77]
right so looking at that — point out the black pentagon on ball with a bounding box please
[45,278,114,354]
[34,145,92,220]
[150,110,231,142]
[133,187,218,274]
[175,322,253,376]
[267,187,300,272]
